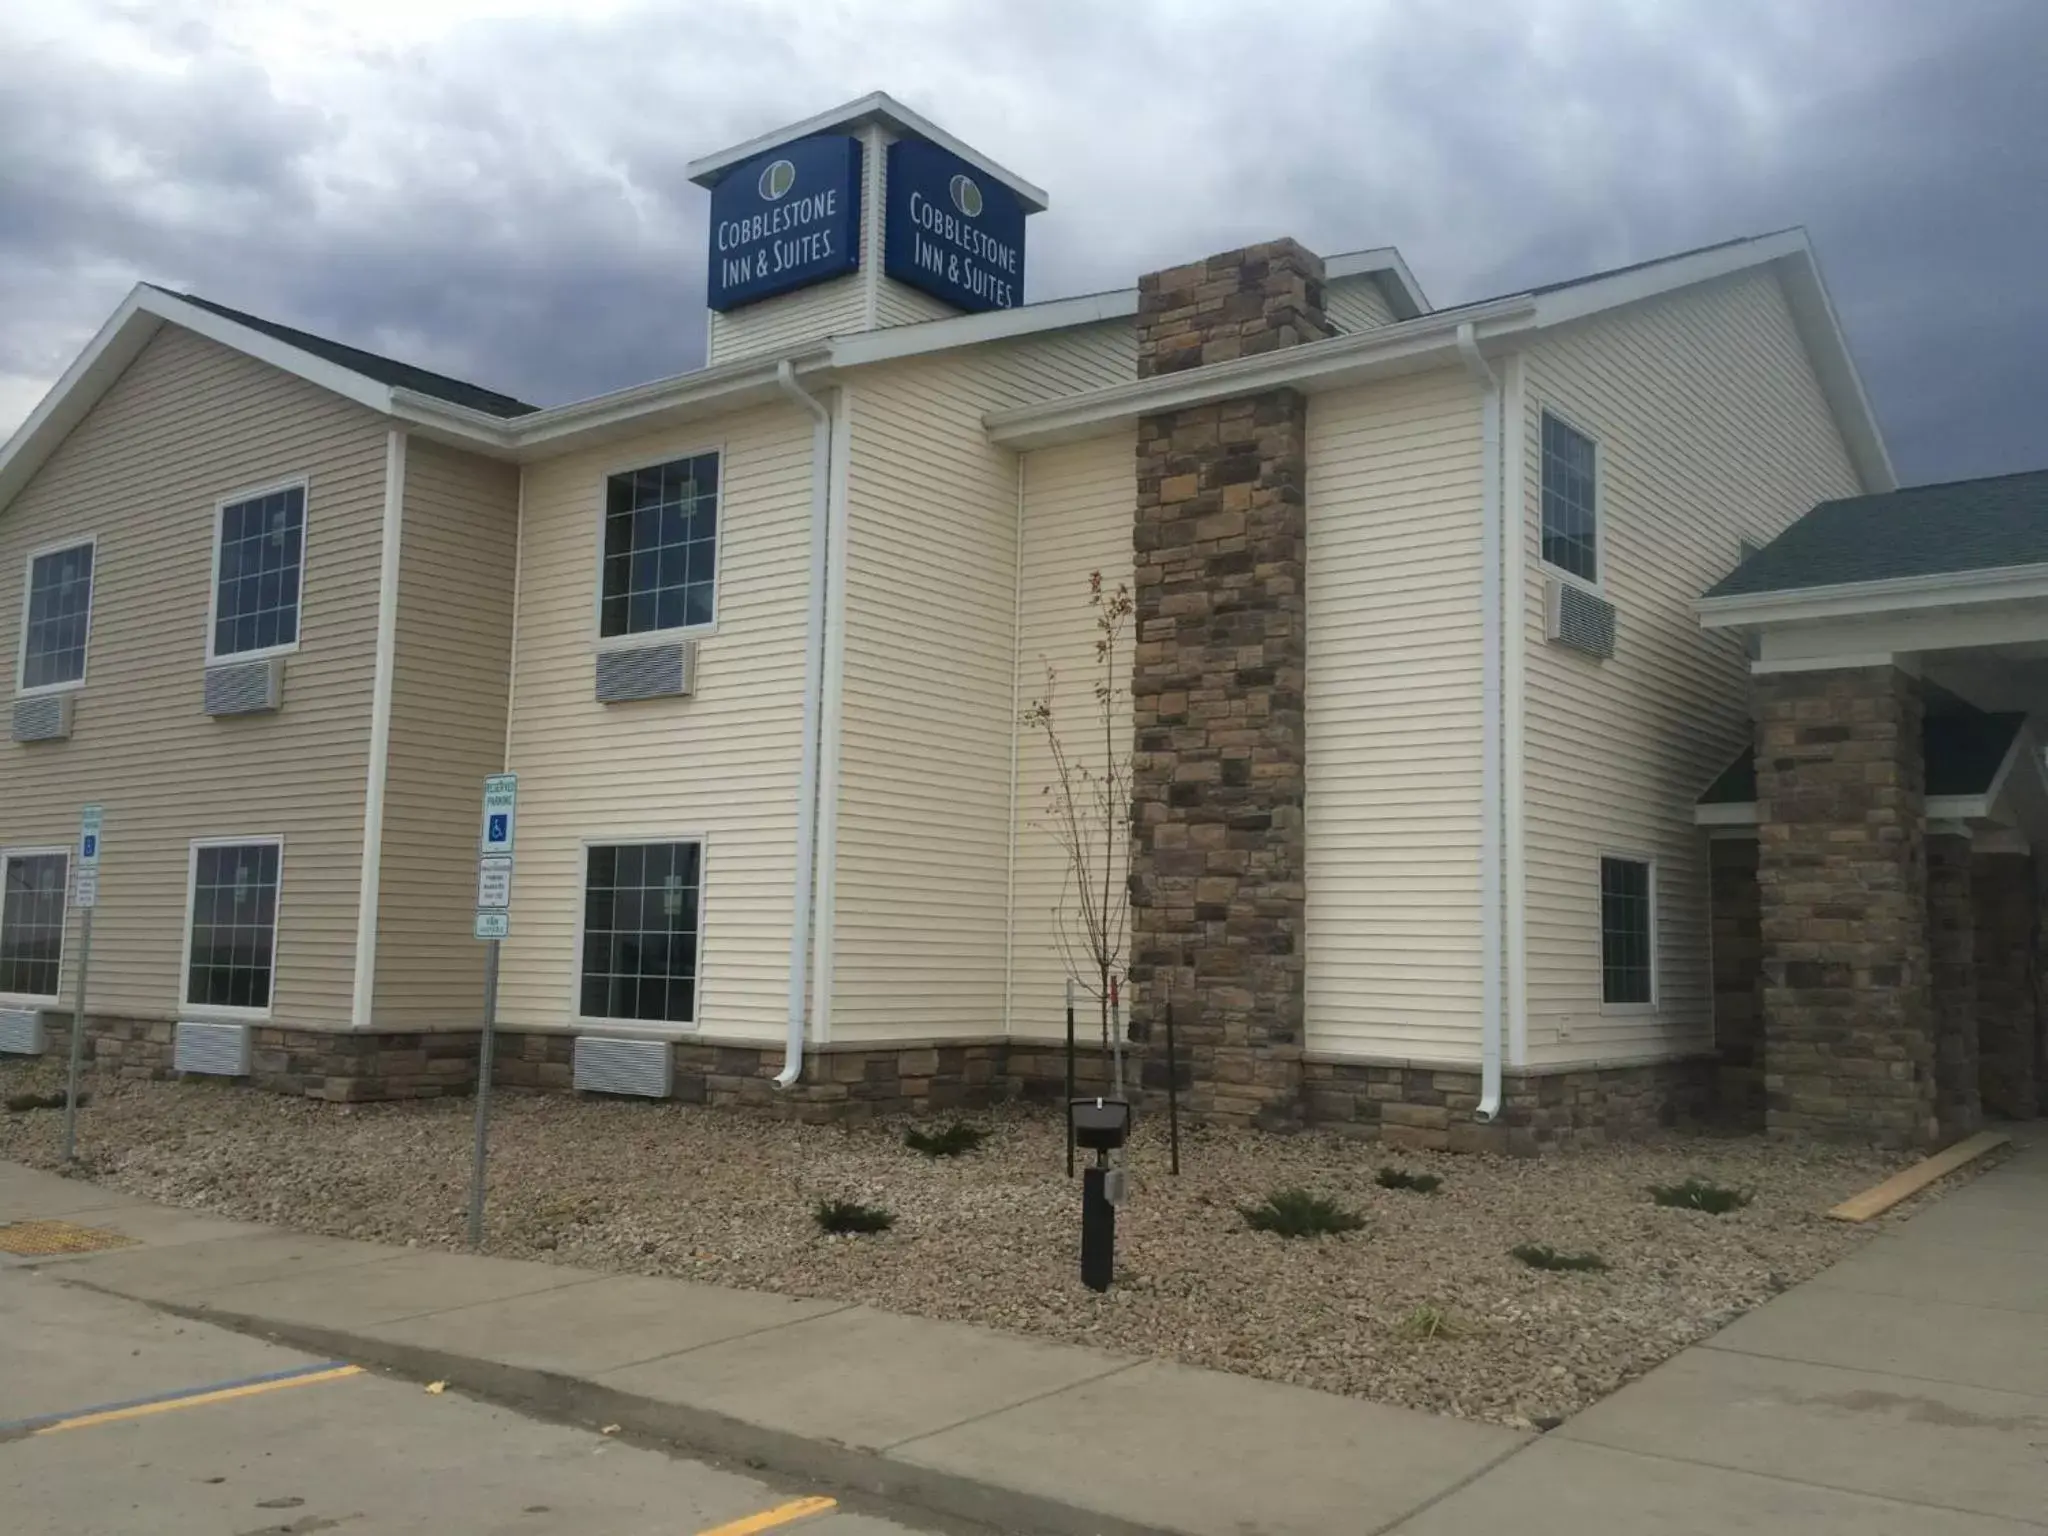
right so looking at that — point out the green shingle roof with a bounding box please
[1707,471,2048,599]
[156,287,539,420]
[1698,711,2026,806]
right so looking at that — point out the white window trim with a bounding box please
[1598,850,1658,1016]
[15,534,98,698]
[0,845,72,1007]
[1536,405,1605,596]
[589,445,725,653]
[179,834,286,1022]
[568,832,710,1034]
[205,475,311,666]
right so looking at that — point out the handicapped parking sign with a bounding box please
[479,774,517,854]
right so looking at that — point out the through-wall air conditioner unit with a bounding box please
[12,693,75,742]
[204,657,286,716]
[572,1035,674,1097]
[1544,577,1616,660]
[0,1009,45,1055]
[174,1021,252,1076]
[595,642,696,705]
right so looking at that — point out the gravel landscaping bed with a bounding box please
[0,1057,1961,1427]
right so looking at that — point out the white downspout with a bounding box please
[774,359,831,1087]
[1456,323,1504,1123]
[350,428,406,1030]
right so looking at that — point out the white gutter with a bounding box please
[808,395,855,1046]
[773,359,834,1087]
[1455,323,1504,1124]
[350,428,407,1029]
[1698,560,2048,628]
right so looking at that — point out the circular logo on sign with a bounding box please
[949,173,983,218]
[758,158,797,201]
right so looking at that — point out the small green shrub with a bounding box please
[814,1199,895,1235]
[1512,1243,1609,1273]
[1240,1188,1366,1238]
[1649,1178,1752,1214]
[1398,1304,1469,1341]
[904,1122,987,1158]
[5,1091,83,1113]
[1376,1166,1442,1194]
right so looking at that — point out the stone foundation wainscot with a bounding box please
[1301,1055,1721,1155]
[34,1015,481,1101]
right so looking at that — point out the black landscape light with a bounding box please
[1071,1096,1131,1291]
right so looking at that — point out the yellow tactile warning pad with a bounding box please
[0,1220,139,1257]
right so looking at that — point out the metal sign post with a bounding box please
[62,805,103,1165]
[466,774,517,1250]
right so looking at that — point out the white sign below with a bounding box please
[476,855,513,912]
[73,869,98,910]
[474,911,509,941]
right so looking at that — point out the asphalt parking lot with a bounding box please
[0,1265,943,1535]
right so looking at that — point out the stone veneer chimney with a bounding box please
[1128,240,1333,1129]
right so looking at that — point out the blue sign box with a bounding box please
[707,135,863,312]
[883,138,1026,313]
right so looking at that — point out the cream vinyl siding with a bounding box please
[1518,267,1861,1064]
[707,278,866,365]
[371,439,519,1028]
[1304,369,1487,1061]
[0,326,385,1027]
[1325,275,1398,333]
[830,324,1132,1043]
[498,404,812,1041]
[866,128,958,330]
[1009,431,1136,1040]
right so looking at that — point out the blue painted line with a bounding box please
[0,1358,354,1435]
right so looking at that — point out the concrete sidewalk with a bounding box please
[5,1137,2045,1536]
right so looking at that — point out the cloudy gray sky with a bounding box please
[2,0,2040,483]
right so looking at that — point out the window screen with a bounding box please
[214,485,306,658]
[0,853,69,999]
[1600,857,1653,1006]
[579,841,703,1024]
[20,543,94,690]
[186,842,282,1011]
[600,454,719,638]
[1541,412,1598,583]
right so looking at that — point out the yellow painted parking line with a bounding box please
[695,1495,838,1535]
[32,1364,364,1436]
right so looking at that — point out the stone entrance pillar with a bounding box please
[1756,665,1938,1147]
[1928,833,1981,1138]
[1128,240,1333,1129]
[1974,852,2038,1120]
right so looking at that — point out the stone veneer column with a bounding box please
[1927,833,1980,1140]
[1756,666,1937,1147]
[1709,838,1764,1127]
[1128,240,1333,1130]
[1974,852,2039,1120]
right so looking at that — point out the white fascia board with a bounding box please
[141,289,396,417]
[1698,562,2048,628]
[1325,247,1430,317]
[1532,229,1894,495]
[685,90,1050,211]
[0,284,403,520]
[985,298,1536,449]
[0,288,164,517]
[1697,793,1992,826]
[827,287,1137,367]
[488,350,835,460]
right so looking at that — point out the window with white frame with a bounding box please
[1600,856,1655,1006]
[212,484,306,659]
[19,541,95,691]
[0,850,69,1000]
[579,841,703,1024]
[599,454,719,638]
[185,841,282,1012]
[1541,411,1599,584]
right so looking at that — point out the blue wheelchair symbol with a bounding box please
[487,814,508,844]
[81,835,97,859]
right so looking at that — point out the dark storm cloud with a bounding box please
[1,0,2040,483]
